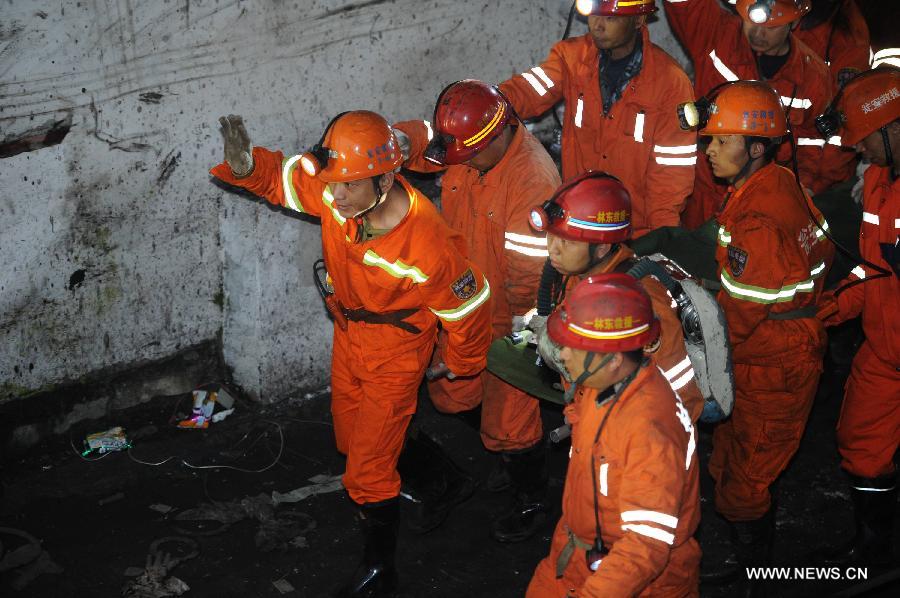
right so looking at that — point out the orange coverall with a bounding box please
[665,0,853,229]
[498,26,697,237]
[211,148,492,504]
[794,0,871,88]
[819,165,899,480]
[571,246,705,423]
[394,121,561,451]
[709,162,834,521]
[527,364,701,597]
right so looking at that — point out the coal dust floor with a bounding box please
[2,359,898,596]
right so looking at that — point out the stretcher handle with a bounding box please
[549,423,571,443]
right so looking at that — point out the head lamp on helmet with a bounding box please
[816,66,900,147]
[575,0,658,17]
[529,172,632,244]
[736,0,811,27]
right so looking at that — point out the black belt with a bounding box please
[767,306,818,320]
[342,306,422,334]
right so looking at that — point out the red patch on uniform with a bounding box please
[728,245,748,277]
[450,268,478,300]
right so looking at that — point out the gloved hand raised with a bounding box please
[218,115,254,178]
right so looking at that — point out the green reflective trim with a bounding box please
[321,186,347,225]
[810,260,826,278]
[720,269,816,304]
[717,226,732,247]
[281,155,305,213]
[815,217,830,239]
[431,278,492,322]
[362,250,429,283]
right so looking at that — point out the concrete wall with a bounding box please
[1,1,688,408]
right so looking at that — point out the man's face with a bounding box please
[854,125,900,167]
[559,346,615,390]
[329,177,378,218]
[587,15,639,53]
[547,232,592,275]
[705,135,750,180]
[741,21,792,56]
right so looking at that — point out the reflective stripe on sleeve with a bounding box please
[862,212,880,225]
[828,136,842,146]
[505,232,547,246]
[781,96,813,110]
[621,510,679,529]
[599,463,608,497]
[321,186,347,225]
[850,266,866,280]
[709,49,739,82]
[504,240,549,257]
[655,156,697,166]
[423,120,434,141]
[718,226,732,247]
[362,250,429,283]
[720,269,816,304]
[798,138,826,147]
[653,144,698,155]
[873,48,900,68]
[531,66,554,89]
[282,155,304,213]
[633,112,645,143]
[430,278,491,322]
[574,97,584,128]
[621,524,675,545]
[521,72,547,96]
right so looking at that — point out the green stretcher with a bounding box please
[487,331,565,405]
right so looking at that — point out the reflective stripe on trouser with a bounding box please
[837,341,900,479]
[708,356,823,520]
[331,324,432,504]
[428,341,543,452]
[526,518,700,597]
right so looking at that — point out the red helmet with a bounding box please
[425,80,512,165]
[575,0,658,16]
[833,67,900,146]
[548,273,660,352]
[736,0,811,27]
[529,171,632,244]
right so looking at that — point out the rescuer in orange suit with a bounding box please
[665,0,853,229]
[526,274,701,597]
[792,0,871,88]
[211,111,492,597]
[528,171,705,422]
[498,0,698,238]
[681,81,834,593]
[393,80,561,542]
[816,67,900,567]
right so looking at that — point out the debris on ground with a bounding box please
[0,527,64,591]
[84,426,131,455]
[121,536,198,598]
[177,385,237,429]
[271,474,343,505]
[272,578,296,594]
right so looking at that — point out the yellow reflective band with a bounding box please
[717,226,732,247]
[815,219,830,239]
[431,278,491,322]
[720,270,816,304]
[282,155,305,213]
[568,322,650,341]
[810,261,826,278]
[321,187,347,225]
[362,250,429,283]
[617,0,654,6]
[463,103,506,147]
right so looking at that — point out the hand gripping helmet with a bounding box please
[529,171,632,244]
[575,0,658,16]
[548,273,660,353]
[816,67,900,146]
[736,0,811,27]
[300,111,403,183]
[678,80,788,138]
[424,80,512,166]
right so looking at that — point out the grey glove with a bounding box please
[219,114,254,178]
[392,127,410,162]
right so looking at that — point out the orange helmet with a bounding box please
[821,67,900,146]
[529,171,632,244]
[697,81,788,138]
[425,80,512,165]
[300,111,403,183]
[548,273,660,353]
[736,0,811,27]
[575,0,657,16]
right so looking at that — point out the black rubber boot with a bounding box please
[396,427,476,534]
[490,443,550,543]
[824,472,897,567]
[700,509,774,590]
[485,454,512,493]
[333,498,399,598]
[731,509,775,598]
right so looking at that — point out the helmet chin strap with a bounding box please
[881,126,896,181]
[352,191,387,219]
[563,351,615,404]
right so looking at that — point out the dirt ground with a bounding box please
[1,323,898,597]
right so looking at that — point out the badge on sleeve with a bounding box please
[728,245,748,277]
[450,268,478,300]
